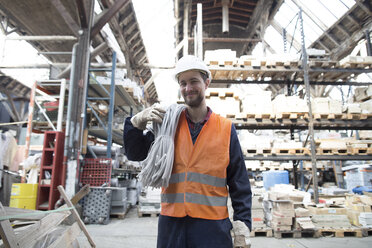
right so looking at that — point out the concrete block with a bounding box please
[360,99,372,113]
[347,103,361,113]
[312,97,329,114]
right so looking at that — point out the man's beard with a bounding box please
[183,92,203,108]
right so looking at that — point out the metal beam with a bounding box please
[244,155,372,161]
[57,42,110,79]
[76,0,88,28]
[91,0,129,37]
[5,36,77,41]
[189,37,262,43]
[270,19,301,51]
[51,0,80,36]
[211,79,372,86]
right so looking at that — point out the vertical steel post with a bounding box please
[222,0,229,33]
[183,0,190,56]
[107,52,117,158]
[365,30,372,56]
[299,8,319,203]
[197,3,203,59]
[57,79,66,131]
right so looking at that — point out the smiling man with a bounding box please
[124,55,252,248]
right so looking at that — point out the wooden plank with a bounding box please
[0,202,20,247]
[57,185,96,248]
[48,222,81,248]
[18,212,69,247]
[71,184,90,205]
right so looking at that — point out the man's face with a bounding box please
[178,70,209,108]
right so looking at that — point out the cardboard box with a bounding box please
[307,206,347,215]
[347,209,361,226]
[268,191,289,201]
[272,215,293,225]
[252,195,263,209]
[271,223,292,231]
[312,214,351,228]
[295,207,310,217]
[295,217,315,230]
[272,200,294,210]
[252,209,265,218]
[273,210,295,218]
[351,204,371,212]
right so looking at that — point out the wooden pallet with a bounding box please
[137,211,160,218]
[351,148,372,155]
[273,229,318,238]
[250,227,273,237]
[361,228,372,237]
[245,148,272,156]
[316,148,351,155]
[316,228,363,238]
[272,148,309,155]
[110,212,128,219]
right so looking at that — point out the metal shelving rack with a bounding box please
[204,8,372,203]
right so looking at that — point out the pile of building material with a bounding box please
[345,193,372,227]
[343,164,372,191]
[270,200,295,232]
[138,187,161,217]
[205,88,240,117]
[311,97,343,114]
[241,91,272,114]
[272,95,308,113]
[295,208,315,230]
[346,85,372,114]
[0,185,95,247]
[265,184,317,238]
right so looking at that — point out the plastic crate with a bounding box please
[80,158,112,187]
[82,187,112,224]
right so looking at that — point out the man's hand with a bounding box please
[232,220,251,248]
[131,103,166,130]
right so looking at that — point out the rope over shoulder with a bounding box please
[139,104,186,188]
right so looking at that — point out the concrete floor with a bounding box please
[78,207,372,248]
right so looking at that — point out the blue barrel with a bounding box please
[263,171,289,190]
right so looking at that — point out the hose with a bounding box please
[139,104,186,188]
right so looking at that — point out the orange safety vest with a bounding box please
[161,111,232,220]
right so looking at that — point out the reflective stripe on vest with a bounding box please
[169,172,226,188]
[162,192,227,207]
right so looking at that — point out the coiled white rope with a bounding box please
[139,104,186,188]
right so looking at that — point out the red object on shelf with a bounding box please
[80,158,112,186]
[36,131,65,210]
[43,101,59,111]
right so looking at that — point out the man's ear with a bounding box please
[205,78,210,89]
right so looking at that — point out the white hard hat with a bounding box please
[175,55,211,81]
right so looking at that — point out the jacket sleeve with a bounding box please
[227,124,252,231]
[123,117,155,161]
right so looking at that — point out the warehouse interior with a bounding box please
[0,0,372,247]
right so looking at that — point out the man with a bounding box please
[124,55,251,248]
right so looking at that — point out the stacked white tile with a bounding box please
[359,212,372,227]
[272,95,307,113]
[241,91,272,114]
[204,49,237,65]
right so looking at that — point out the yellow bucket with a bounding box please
[9,183,38,210]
